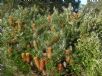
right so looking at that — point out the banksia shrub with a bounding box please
[1,6,102,76]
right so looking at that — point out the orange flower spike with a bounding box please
[8,16,14,26]
[47,15,51,23]
[32,23,36,32]
[21,53,26,62]
[26,53,31,63]
[39,59,46,71]
[16,20,22,32]
[33,40,38,51]
[33,57,40,70]
[57,63,63,72]
[47,47,52,59]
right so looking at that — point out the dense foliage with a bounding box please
[0,5,102,76]
[0,0,81,16]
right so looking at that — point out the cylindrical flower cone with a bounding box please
[8,16,14,26]
[47,47,52,59]
[26,53,31,63]
[47,15,51,23]
[32,23,36,32]
[33,56,40,70]
[15,20,22,32]
[57,63,63,73]
[39,59,46,71]
[33,40,38,51]
[21,53,26,62]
